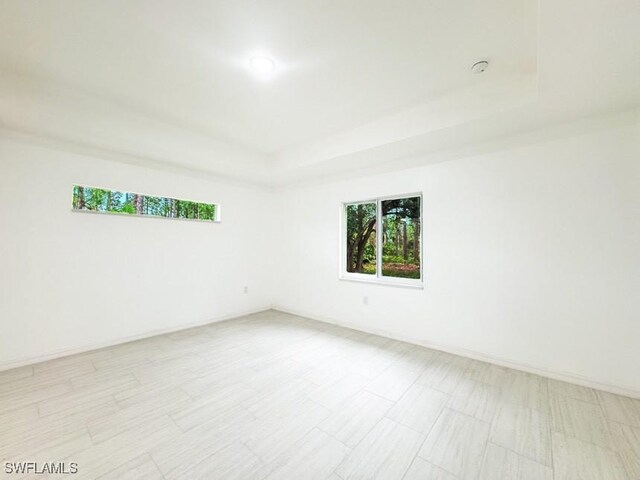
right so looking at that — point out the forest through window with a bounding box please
[344,195,421,281]
[72,185,219,222]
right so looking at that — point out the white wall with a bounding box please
[0,138,274,368]
[1,120,638,396]
[272,121,640,395]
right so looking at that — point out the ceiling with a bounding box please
[0,0,638,186]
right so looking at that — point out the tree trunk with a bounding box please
[355,220,376,272]
[77,186,85,210]
[346,243,355,272]
[133,194,143,215]
[413,219,420,262]
[403,220,408,260]
[355,241,367,272]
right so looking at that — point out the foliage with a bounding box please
[345,196,421,279]
[381,197,421,278]
[382,263,420,279]
[72,186,218,221]
[345,202,377,274]
[361,263,376,274]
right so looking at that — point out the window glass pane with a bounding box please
[381,196,421,279]
[345,202,377,275]
[72,185,218,222]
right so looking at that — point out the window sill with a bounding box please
[338,275,424,290]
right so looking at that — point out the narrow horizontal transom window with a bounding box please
[71,185,220,222]
[342,194,422,286]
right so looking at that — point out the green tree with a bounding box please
[346,197,420,274]
[346,203,377,273]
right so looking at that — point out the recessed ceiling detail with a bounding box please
[0,0,638,186]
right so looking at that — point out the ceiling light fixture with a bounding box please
[249,55,276,76]
[470,60,489,74]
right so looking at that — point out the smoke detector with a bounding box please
[470,60,489,74]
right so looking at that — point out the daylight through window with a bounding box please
[72,185,219,222]
[343,194,421,284]
[345,202,378,275]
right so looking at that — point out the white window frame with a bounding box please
[340,192,423,289]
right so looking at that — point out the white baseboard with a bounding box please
[4,304,637,399]
[272,305,640,399]
[0,306,271,372]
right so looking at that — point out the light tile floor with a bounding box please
[1,310,638,479]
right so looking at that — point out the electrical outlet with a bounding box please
[243,286,249,294]
[363,295,369,306]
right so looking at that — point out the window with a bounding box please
[342,194,422,286]
[71,185,219,222]
[345,202,378,275]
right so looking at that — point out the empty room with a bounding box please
[1,1,639,479]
